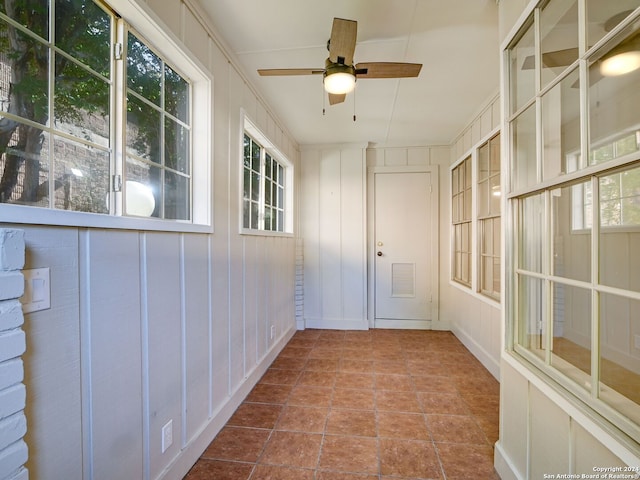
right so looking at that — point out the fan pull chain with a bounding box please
[322,82,326,115]
[353,88,357,122]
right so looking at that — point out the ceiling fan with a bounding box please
[257,17,423,106]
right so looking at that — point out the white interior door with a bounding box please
[374,171,433,327]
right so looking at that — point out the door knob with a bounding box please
[377,251,383,256]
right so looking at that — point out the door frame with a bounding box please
[367,165,440,329]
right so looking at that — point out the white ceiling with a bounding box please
[198,0,500,146]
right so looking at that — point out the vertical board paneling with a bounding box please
[301,150,321,321]
[228,66,246,393]
[22,227,83,480]
[255,238,267,360]
[144,233,183,480]
[529,386,570,478]
[183,234,212,442]
[85,230,143,480]
[210,42,231,409]
[243,237,258,373]
[319,150,342,322]
[182,5,209,67]
[340,149,365,323]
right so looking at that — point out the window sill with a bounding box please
[240,228,294,238]
[0,203,213,234]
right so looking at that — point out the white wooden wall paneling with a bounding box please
[319,151,343,323]
[84,229,143,480]
[182,234,212,444]
[143,232,183,480]
[23,227,82,480]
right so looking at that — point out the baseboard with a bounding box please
[304,316,369,330]
[158,326,296,480]
[450,325,500,380]
[494,441,522,480]
[373,319,431,330]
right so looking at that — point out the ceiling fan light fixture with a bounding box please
[324,72,356,94]
[323,63,357,94]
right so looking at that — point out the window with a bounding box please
[478,133,501,299]
[451,156,472,286]
[242,121,292,234]
[506,2,640,443]
[571,130,640,230]
[0,0,210,228]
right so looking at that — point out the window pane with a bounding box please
[243,199,250,229]
[277,209,284,231]
[250,201,259,229]
[251,171,260,202]
[243,167,250,200]
[0,127,49,206]
[0,20,49,123]
[165,118,189,174]
[490,134,501,174]
[127,95,161,163]
[252,141,260,172]
[126,158,160,218]
[587,1,640,48]
[55,0,111,76]
[244,135,251,166]
[165,65,189,123]
[1,0,48,39]
[478,180,489,217]
[164,170,189,220]
[517,274,546,357]
[599,292,640,425]
[589,28,640,168]
[553,183,591,282]
[620,167,640,225]
[519,193,545,273]
[277,185,284,208]
[127,32,162,106]
[542,68,580,181]
[478,143,489,181]
[264,178,272,205]
[510,22,536,114]
[55,57,110,143]
[550,283,592,388]
[599,171,640,293]
[53,136,109,213]
[265,154,272,179]
[540,0,579,88]
[489,174,501,215]
[264,206,273,231]
[512,105,537,191]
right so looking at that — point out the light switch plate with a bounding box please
[22,268,51,313]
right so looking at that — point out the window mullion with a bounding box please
[591,175,600,400]
[113,18,126,216]
[258,148,266,230]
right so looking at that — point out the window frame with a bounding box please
[504,1,640,444]
[451,155,473,288]
[450,128,502,305]
[477,133,502,300]
[0,0,212,233]
[241,115,293,237]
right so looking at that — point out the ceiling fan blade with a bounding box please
[258,68,324,76]
[355,62,422,79]
[328,93,346,105]
[521,47,579,70]
[329,18,357,65]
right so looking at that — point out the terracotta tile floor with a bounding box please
[184,329,501,480]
